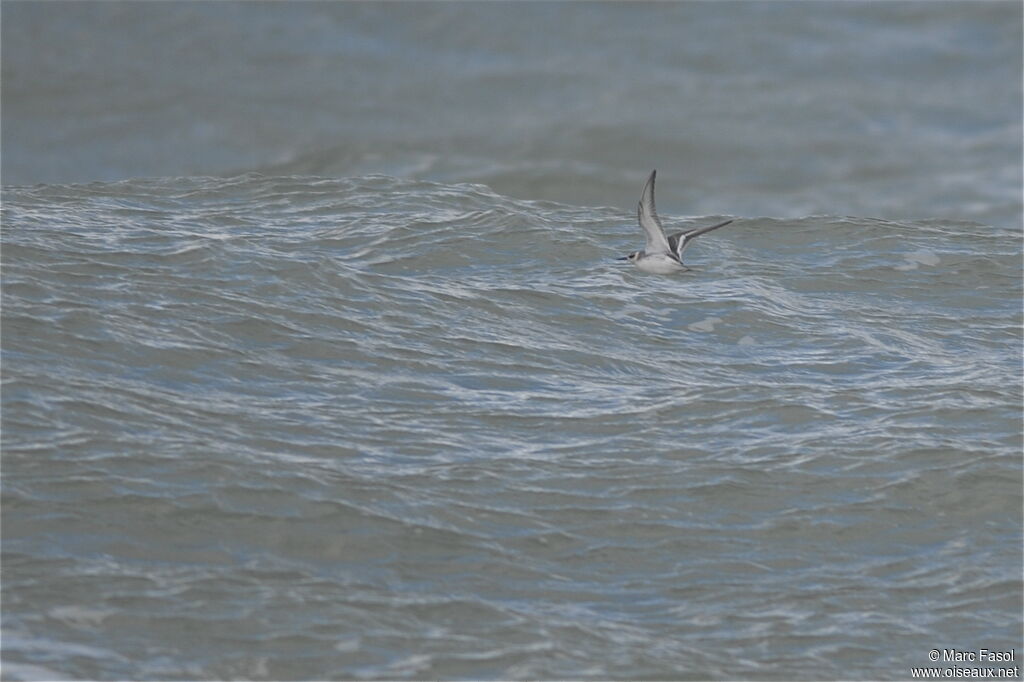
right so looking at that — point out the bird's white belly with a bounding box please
[637,254,685,274]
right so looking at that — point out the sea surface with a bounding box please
[2,2,1022,681]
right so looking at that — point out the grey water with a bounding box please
[2,2,1022,681]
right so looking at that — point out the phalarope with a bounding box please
[618,170,733,274]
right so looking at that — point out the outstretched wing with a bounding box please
[637,170,671,255]
[667,218,734,260]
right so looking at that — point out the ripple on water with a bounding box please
[2,175,1021,679]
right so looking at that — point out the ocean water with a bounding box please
[2,2,1022,681]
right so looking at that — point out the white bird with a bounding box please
[618,169,733,274]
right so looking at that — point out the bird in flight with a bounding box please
[618,170,733,274]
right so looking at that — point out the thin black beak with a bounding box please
[616,256,629,261]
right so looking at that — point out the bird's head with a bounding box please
[617,251,640,263]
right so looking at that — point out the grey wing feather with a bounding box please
[668,218,734,260]
[637,170,671,255]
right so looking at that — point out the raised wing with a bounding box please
[667,219,734,260]
[637,170,671,255]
